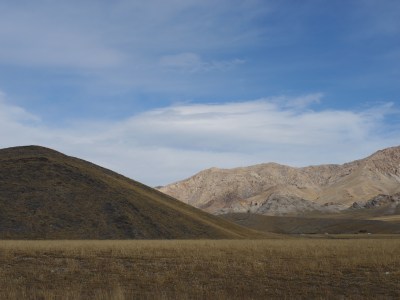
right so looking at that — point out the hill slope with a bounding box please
[159,146,400,216]
[0,146,261,239]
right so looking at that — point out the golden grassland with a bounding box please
[223,213,400,234]
[0,238,400,299]
[370,215,400,222]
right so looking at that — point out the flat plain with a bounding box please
[1,238,399,299]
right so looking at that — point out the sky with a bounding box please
[0,0,399,186]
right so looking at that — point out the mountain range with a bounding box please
[2,145,399,238]
[159,146,400,216]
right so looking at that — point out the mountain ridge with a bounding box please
[159,146,400,216]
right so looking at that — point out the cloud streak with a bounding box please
[0,2,124,69]
[0,1,260,72]
[1,92,398,186]
[0,0,398,124]
[160,53,245,73]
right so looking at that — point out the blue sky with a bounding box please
[0,0,399,185]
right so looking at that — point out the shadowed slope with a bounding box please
[0,146,261,239]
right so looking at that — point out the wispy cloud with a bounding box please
[160,53,245,73]
[0,91,40,123]
[1,91,398,186]
[283,93,323,109]
[0,1,261,72]
[0,2,124,69]
[0,0,398,122]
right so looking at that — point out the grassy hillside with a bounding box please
[0,146,261,239]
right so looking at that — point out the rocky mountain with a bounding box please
[352,193,400,211]
[0,146,261,239]
[159,146,400,216]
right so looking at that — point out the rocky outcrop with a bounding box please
[351,193,400,210]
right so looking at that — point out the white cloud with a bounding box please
[0,1,267,100]
[283,93,323,109]
[0,92,40,122]
[0,91,399,186]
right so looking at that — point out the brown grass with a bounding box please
[223,213,400,234]
[0,238,399,299]
[371,215,400,222]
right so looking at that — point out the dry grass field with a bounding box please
[223,213,400,234]
[371,215,400,222]
[0,238,400,299]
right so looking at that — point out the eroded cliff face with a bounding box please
[159,146,400,215]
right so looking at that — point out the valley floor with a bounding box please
[0,238,399,299]
[222,213,400,235]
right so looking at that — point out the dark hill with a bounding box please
[0,146,261,239]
